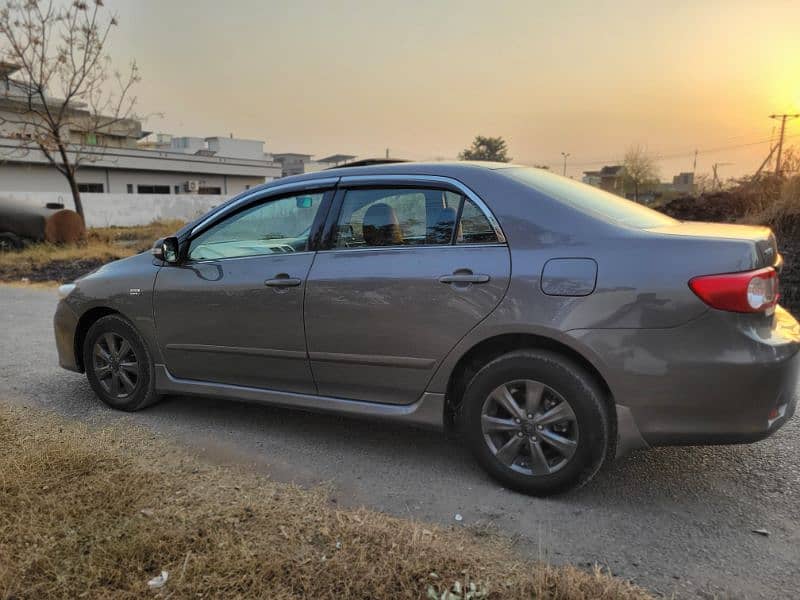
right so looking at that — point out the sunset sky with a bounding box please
[111,0,800,179]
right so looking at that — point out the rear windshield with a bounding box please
[500,167,677,229]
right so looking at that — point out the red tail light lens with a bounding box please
[689,267,779,313]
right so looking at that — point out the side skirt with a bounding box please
[154,365,444,430]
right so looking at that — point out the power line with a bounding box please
[559,133,800,169]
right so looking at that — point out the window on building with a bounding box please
[137,185,171,194]
[77,183,104,193]
[85,133,97,146]
[126,184,134,194]
[174,185,181,195]
[198,186,222,195]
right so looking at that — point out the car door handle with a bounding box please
[264,274,302,287]
[438,273,490,284]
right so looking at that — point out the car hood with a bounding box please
[77,251,157,283]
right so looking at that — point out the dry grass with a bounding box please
[0,220,183,267]
[742,175,800,228]
[0,220,183,283]
[0,404,652,599]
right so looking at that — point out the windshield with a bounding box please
[500,167,677,229]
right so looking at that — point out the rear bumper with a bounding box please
[572,306,800,449]
[54,299,81,372]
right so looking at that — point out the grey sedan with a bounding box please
[54,162,799,495]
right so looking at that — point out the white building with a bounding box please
[272,153,356,177]
[0,62,281,197]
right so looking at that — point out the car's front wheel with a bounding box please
[83,314,161,411]
[462,349,613,496]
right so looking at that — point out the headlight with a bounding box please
[58,283,76,299]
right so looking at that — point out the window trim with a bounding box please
[183,188,334,264]
[319,175,506,251]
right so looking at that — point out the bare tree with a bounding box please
[459,135,511,162]
[0,0,140,222]
[622,144,660,202]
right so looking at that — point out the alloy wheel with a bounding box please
[481,379,579,476]
[92,332,140,399]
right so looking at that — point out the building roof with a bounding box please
[272,152,313,159]
[317,154,356,164]
[584,165,624,177]
[599,165,624,176]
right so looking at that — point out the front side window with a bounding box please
[188,192,324,261]
[333,188,491,248]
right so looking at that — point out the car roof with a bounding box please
[261,160,517,190]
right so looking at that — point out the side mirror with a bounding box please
[151,236,180,264]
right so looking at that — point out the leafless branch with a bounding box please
[0,0,139,220]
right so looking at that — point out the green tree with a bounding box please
[458,135,511,162]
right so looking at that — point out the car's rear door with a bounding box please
[304,175,511,404]
[153,182,335,393]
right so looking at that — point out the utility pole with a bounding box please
[692,148,698,173]
[560,151,570,176]
[385,148,390,159]
[712,162,732,190]
[769,113,800,176]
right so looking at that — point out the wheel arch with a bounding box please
[74,306,121,372]
[442,332,614,429]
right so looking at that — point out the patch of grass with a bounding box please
[741,175,800,228]
[0,404,652,599]
[0,220,183,283]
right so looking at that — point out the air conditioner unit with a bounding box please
[183,180,200,193]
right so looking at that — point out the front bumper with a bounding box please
[54,298,81,372]
[572,305,800,448]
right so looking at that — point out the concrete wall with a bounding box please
[1,191,232,228]
[0,163,265,195]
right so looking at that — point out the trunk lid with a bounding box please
[646,222,779,270]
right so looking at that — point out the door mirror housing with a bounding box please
[152,236,180,264]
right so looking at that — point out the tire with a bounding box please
[83,314,161,411]
[461,349,613,496]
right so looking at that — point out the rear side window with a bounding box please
[333,188,459,248]
[501,167,676,229]
[332,188,500,248]
[457,198,498,244]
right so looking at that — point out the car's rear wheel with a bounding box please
[83,314,161,411]
[462,349,613,496]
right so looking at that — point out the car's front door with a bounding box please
[304,179,511,404]
[153,187,333,393]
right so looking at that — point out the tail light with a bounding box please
[689,267,779,313]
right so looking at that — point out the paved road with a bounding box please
[2,285,799,599]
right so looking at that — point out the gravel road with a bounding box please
[2,285,798,599]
